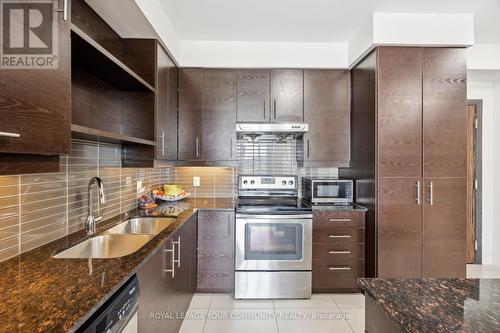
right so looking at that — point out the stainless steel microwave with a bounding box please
[302,178,353,205]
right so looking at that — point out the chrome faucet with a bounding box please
[85,177,106,235]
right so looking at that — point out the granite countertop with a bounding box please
[358,278,500,333]
[0,197,235,333]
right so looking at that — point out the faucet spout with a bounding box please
[85,177,106,235]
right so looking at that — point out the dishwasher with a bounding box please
[77,275,140,333]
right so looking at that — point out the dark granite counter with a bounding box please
[0,197,235,333]
[358,278,500,333]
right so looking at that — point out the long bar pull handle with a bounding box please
[160,132,165,156]
[307,139,310,159]
[173,236,181,268]
[0,132,21,138]
[416,180,421,205]
[329,235,351,238]
[328,250,351,254]
[263,100,266,119]
[273,99,277,119]
[57,0,68,21]
[328,266,351,271]
[329,218,351,222]
[427,181,434,206]
[195,137,200,159]
[164,244,175,278]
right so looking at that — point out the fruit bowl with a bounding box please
[152,189,191,202]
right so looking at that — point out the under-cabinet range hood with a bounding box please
[236,123,309,140]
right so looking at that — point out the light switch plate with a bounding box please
[193,176,200,187]
[137,180,143,193]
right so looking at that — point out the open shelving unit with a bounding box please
[70,0,158,167]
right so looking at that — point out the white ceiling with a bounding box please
[159,0,497,42]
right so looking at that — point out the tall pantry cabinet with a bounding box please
[345,47,467,278]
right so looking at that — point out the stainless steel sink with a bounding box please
[54,234,154,259]
[103,218,175,235]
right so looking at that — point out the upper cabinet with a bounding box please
[303,70,350,166]
[236,69,304,123]
[203,70,237,161]
[236,69,270,122]
[156,44,178,160]
[271,69,304,122]
[0,0,71,162]
[178,68,204,161]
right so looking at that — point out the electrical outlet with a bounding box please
[193,176,200,187]
[137,180,143,193]
[126,176,132,185]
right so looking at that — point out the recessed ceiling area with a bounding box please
[159,0,496,42]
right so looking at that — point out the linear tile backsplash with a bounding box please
[0,140,236,262]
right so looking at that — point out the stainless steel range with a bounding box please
[234,175,313,299]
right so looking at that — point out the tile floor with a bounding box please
[180,265,500,333]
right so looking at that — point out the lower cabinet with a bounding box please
[312,210,366,292]
[137,215,197,332]
[197,210,235,292]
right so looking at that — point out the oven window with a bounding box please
[245,223,303,260]
[313,182,346,198]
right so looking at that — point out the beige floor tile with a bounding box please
[211,293,273,309]
[342,308,365,333]
[275,309,352,333]
[190,293,213,308]
[204,309,277,333]
[272,294,338,309]
[332,293,365,309]
[178,308,208,333]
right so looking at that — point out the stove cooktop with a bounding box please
[236,197,312,214]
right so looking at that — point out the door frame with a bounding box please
[467,99,483,264]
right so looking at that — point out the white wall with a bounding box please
[468,44,500,70]
[467,79,500,265]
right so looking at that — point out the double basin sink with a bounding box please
[54,218,175,259]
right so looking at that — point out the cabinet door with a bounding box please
[303,69,350,164]
[271,69,304,122]
[422,178,466,278]
[197,210,235,292]
[0,0,70,155]
[377,47,423,177]
[178,68,203,160]
[378,178,422,278]
[236,69,270,122]
[203,70,237,161]
[423,48,467,177]
[155,44,177,160]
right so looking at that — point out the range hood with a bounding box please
[236,123,309,140]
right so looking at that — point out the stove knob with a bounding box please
[243,180,248,185]
[250,180,255,185]
[289,181,294,185]
[282,180,287,185]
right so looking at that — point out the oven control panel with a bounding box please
[239,176,297,190]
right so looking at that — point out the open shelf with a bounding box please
[71,124,156,146]
[71,25,155,93]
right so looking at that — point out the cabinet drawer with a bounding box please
[312,260,365,291]
[312,243,365,261]
[313,227,365,244]
[313,211,365,228]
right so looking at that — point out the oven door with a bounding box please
[235,215,312,271]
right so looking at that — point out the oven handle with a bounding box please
[236,214,313,220]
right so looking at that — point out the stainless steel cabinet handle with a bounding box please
[160,132,165,156]
[273,99,277,119]
[328,250,351,254]
[307,139,310,159]
[57,0,68,21]
[263,100,266,119]
[416,180,421,205]
[0,132,21,138]
[329,218,351,222]
[427,181,434,206]
[195,137,200,159]
[164,243,175,278]
[328,266,351,271]
[329,235,351,238]
[173,236,181,268]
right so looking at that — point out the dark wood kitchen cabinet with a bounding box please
[344,46,466,279]
[178,68,204,160]
[197,210,235,292]
[156,44,178,160]
[236,69,271,122]
[203,70,237,161]
[138,215,197,333]
[303,69,350,167]
[0,0,71,173]
[312,210,366,292]
[270,69,304,122]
